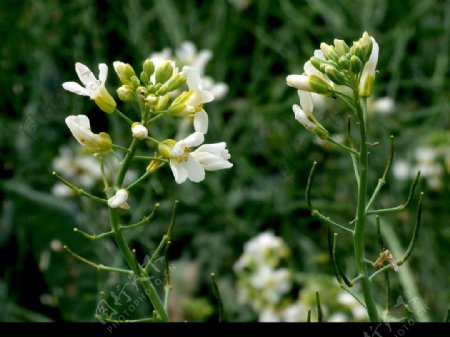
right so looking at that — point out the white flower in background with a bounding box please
[51,145,102,196]
[393,160,412,181]
[337,291,366,321]
[359,35,379,97]
[150,42,228,100]
[176,41,212,76]
[234,231,289,271]
[228,0,252,10]
[281,302,309,322]
[327,313,347,322]
[62,62,116,113]
[414,147,443,190]
[131,123,148,140]
[165,132,233,184]
[259,309,281,322]
[65,115,112,153]
[373,96,394,115]
[107,189,129,210]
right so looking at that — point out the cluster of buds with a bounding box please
[286,32,379,137]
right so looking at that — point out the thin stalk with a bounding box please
[353,96,379,321]
[108,208,168,321]
[116,138,138,188]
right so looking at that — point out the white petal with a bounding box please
[184,155,205,182]
[286,74,310,91]
[108,189,129,208]
[98,63,108,84]
[292,105,315,130]
[195,142,227,155]
[313,49,325,60]
[62,82,89,96]
[185,66,214,104]
[191,151,233,171]
[75,62,96,86]
[298,90,313,115]
[194,109,208,134]
[170,160,188,184]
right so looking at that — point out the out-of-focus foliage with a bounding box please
[0,0,448,321]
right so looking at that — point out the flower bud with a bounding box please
[310,56,324,71]
[168,91,194,116]
[158,139,177,158]
[324,65,348,85]
[309,75,333,95]
[117,85,135,102]
[130,76,140,89]
[155,60,174,84]
[143,59,155,76]
[113,62,136,86]
[320,43,339,62]
[131,122,148,140]
[140,71,150,85]
[155,94,171,111]
[166,71,187,92]
[350,55,363,74]
[338,55,350,70]
[286,74,311,91]
[333,39,349,56]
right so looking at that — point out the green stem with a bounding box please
[116,138,138,188]
[354,96,379,321]
[109,207,169,321]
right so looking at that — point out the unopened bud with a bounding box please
[333,39,349,56]
[350,55,363,74]
[113,62,136,86]
[338,55,350,70]
[131,122,148,140]
[158,139,177,158]
[155,60,174,84]
[320,43,339,62]
[140,71,150,85]
[155,94,171,111]
[166,71,187,92]
[309,75,332,95]
[143,59,155,76]
[324,65,347,85]
[117,85,135,102]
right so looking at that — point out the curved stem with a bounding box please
[354,96,379,321]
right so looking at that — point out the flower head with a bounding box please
[159,131,232,184]
[63,63,116,113]
[108,189,129,210]
[65,115,112,153]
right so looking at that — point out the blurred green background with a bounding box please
[0,0,449,322]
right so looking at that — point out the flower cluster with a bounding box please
[286,31,379,138]
[60,54,232,209]
[394,145,449,191]
[234,232,369,322]
[233,232,292,319]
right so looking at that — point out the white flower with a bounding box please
[190,143,233,171]
[292,90,329,139]
[185,66,215,107]
[131,123,148,140]
[65,115,112,153]
[259,309,281,322]
[108,189,129,210]
[282,303,308,322]
[168,132,232,184]
[51,183,74,197]
[359,36,379,97]
[175,41,212,76]
[62,63,116,113]
[393,160,412,181]
[373,97,394,115]
[327,313,347,322]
